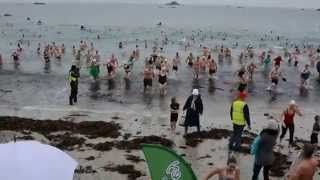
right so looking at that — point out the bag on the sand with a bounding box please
[179,111,186,127]
[250,136,261,155]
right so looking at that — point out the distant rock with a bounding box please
[32,2,47,5]
[317,9,320,11]
[3,13,12,17]
[165,1,181,6]
[36,20,43,25]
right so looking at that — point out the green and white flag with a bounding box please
[142,144,197,180]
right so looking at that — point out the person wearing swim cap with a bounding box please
[279,100,303,148]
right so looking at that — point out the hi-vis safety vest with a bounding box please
[232,100,246,126]
[69,72,77,82]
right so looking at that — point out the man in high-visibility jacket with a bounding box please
[229,92,251,151]
[69,65,79,105]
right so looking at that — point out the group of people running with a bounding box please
[171,87,320,180]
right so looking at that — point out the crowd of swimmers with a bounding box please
[1,30,320,179]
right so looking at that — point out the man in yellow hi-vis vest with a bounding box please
[69,65,79,105]
[229,92,251,151]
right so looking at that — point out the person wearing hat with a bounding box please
[229,92,251,151]
[252,118,280,180]
[183,89,203,135]
[68,65,80,105]
[279,100,303,147]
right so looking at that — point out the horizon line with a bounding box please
[0,1,318,10]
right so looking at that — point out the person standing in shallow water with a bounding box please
[229,92,251,151]
[183,89,203,135]
[69,65,79,105]
[170,97,180,134]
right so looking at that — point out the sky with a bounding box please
[1,0,320,9]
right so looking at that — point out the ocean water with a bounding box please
[1,3,320,74]
[1,3,320,45]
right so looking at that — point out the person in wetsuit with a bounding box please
[69,65,80,105]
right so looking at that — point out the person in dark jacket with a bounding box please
[252,118,279,180]
[317,60,320,80]
[183,89,203,135]
[310,115,320,145]
[229,92,251,151]
[69,65,79,105]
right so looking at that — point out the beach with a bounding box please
[1,2,320,180]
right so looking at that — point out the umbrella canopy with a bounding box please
[0,141,78,180]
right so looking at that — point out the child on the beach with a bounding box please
[310,115,320,145]
[170,97,180,134]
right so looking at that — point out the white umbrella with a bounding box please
[0,141,78,180]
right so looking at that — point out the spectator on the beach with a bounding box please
[183,89,203,135]
[69,65,79,105]
[229,92,251,151]
[204,156,240,180]
[252,118,279,180]
[310,115,320,145]
[287,143,319,180]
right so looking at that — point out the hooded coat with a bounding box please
[183,95,203,127]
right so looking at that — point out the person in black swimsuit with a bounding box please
[123,64,131,79]
[316,60,320,80]
[158,68,167,95]
[300,64,311,87]
[170,97,180,134]
[237,69,247,92]
[106,63,114,77]
[186,53,194,67]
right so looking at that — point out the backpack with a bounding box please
[250,136,261,155]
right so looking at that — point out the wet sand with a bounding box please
[0,116,319,179]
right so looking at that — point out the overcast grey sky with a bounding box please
[1,0,320,9]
